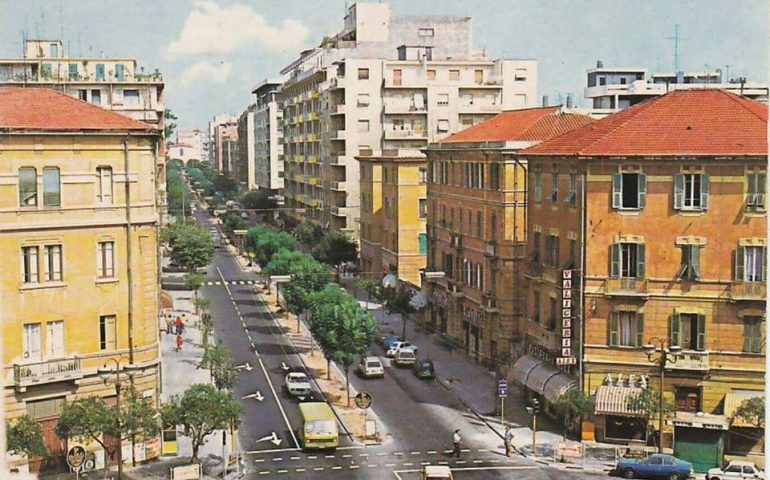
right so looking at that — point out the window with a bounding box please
[418,233,427,254]
[736,245,766,282]
[99,315,117,351]
[419,167,427,184]
[357,93,370,107]
[474,69,484,84]
[96,166,113,203]
[97,241,115,278]
[742,316,763,353]
[490,214,497,242]
[437,94,449,106]
[674,173,709,211]
[77,89,87,101]
[568,238,577,268]
[746,172,767,210]
[671,312,706,351]
[46,320,64,358]
[23,323,42,361]
[68,63,78,80]
[41,63,52,78]
[611,172,647,209]
[427,69,436,81]
[437,119,450,132]
[21,246,39,283]
[532,231,541,262]
[49,43,58,57]
[115,63,125,81]
[548,297,557,330]
[608,311,644,347]
[123,89,140,106]
[610,242,645,278]
[19,167,37,207]
[545,234,559,267]
[449,69,460,81]
[532,290,541,323]
[418,28,434,37]
[27,397,64,420]
[489,163,500,190]
[95,63,105,80]
[533,171,542,203]
[357,68,369,80]
[44,245,62,282]
[43,167,60,207]
[91,89,101,104]
[357,120,370,133]
[514,68,527,81]
[476,211,483,237]
[392,69,402,86]
[549,172,558,202]
[566,173,577,206]
[678,245,701,281]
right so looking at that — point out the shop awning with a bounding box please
[724,390,764,428]
[543,371,578,400]
[668,412,730,430]
[594,385,646,417]
[511,355,541,386]
[160,290,174,309]
[511,355,577,402]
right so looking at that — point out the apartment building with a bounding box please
[0,87,163,474]
[252,79,285,193]
[175,128,209,163]
[358,151,427,286]
[422,107,594,366]
[235,106,256,190]
[518,90,766,467]
[278,2,537,237]
[207,114,236,169]
[585,61,768,117]
[213,120,238,174]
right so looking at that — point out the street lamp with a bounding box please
[642,338,683,453]
[97,358,138,479]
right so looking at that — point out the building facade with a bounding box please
[252,79,285,193]
[207,114,236,169]
[423,107,594,367]
[278,2,537,237]
[358,152,427,286]
[0,87,163,474]
[519,90,766,468]
[175,128,209,163]
[213,121,238,174]
[235,106,256,190]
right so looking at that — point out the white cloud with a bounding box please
[167,1,310,55]
[179,60,233,85]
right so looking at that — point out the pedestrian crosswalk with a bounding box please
[204,280,258,286]
[288,333,314,351]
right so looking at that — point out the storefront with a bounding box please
[593,385,647,443]
[510,355,577,410]
[723,390,764,457]
[669,412,729,473]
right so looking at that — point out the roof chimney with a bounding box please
[596,60,604,68]
[542,95,549,107]
[566,93,573,109]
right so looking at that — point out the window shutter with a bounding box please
[635,313,644,347]
[611,173,622,209]
[670,313,680,346]
[636,244,646,278]
[700,174,710,209]
[742,321,752,353]
[638,173,647,209]
[758,174,767,209]
[691,246,701,279]
[696,314,706,351]
[97,243,104,277]
[747,174,757,206]
[735,246,745,281]
[610,243,620,277]
[674,173,684,210]
[608,311,619,346]
[762,247,767,282]
[554,237,560,267]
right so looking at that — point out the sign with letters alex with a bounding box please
[557,270,577,366]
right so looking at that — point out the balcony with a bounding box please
[449,282,464,298]
[459,103,502,114]
[730,282,766,301]
[307,133,318,142]
[331,104,346,115]
[293,155,303,163]
[308,177,318,186]
[383,102,428,114]
[384,129,428,140]
[330,77,344,89]
[331,205,347,216]
[665,351,709,372]
[426,224,435,238]
[330,181,346,191]
[14,357,83,390]
[482,293,498,313]
[306,112,319,122]
[329,155,346,165]
[307,155,318,164]
[484,242,497,257]
[331,130,346,141]
[450,233,463,249]
[605,278,649,297]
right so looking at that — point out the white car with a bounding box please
[358,356,384,378]
[284,372,312,399]
[386,341,418,357]
[707,461,764,480]
[394,349,417,367]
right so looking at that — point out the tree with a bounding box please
[628,388,674,447]
[6,415,47,458]
[184,271,204,298]
[201,341,239,391]
[164,109,178,140]
[161,384,240,462]
[244,225,296,267]
[263,249,315,276]
[193,296,210,317]
[293,221,323,246]
[377,285,416,340]
[552,388,595,439]
[213,174,238,198]
[199,311,213,350]
[220,210,246,237]
[241,189,277,212]
[168,222,214,271]
[166,167,188,218]
[312,231,358,266]
[735,396,765,428]
[355,278,380,308]
[281,259,332,318]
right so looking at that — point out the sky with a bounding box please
[1,0,767,130]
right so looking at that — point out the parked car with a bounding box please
[413,360,436,379]
[358,356,385,378]
[284,372,312,399]
[381,333,400,349]
[386,341,418,357]
[394,349,417,367]
[707,461,764,480]
[615,453,693,480]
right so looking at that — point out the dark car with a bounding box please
[615,453,693,480]
[381,334,401,349]
[413,360,435,379]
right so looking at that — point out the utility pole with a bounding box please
[666,24,682,71]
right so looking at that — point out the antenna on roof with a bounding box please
[666,24,682,71]
[59,0,64,45]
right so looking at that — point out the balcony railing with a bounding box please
[665,351,709,371]
[383,102,427,114]
[330,181,345,191]
[332,104,346,115]
[329,155,345,165]
[331,130,346,140]
[730,282,766,301]
[331,205,346,216]
[384,129,428,140]
[485,242,496,257]
[14,357,82,387]
[605,277,649,296]
[450,233,463,249]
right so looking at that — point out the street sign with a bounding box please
[355,391,373,410]
[66,445,86,470]
[498,380,508,398]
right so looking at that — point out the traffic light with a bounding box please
[532,398,541,414]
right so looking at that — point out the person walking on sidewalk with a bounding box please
[165,315,174,335]
[504,426,515,457]
[175,316,183,335]
[452,430,462,458]
[176,334,183,352]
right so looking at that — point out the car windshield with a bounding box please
[306,420,335,435]
[289,375,307,383]
[367,362,381,367]
[420,362,433,368]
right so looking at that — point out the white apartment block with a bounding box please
[278,2,537,237]
[0,39,164,128]
[585,61,768,117]
[207,113,237,168]
[252,79,285,193]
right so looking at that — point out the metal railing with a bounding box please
[14,357,82,385]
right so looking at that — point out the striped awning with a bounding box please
[511,355,577,401]
[594,385,646,417]
[724,390,764,428]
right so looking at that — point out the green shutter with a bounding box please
[608,312,619,346]
[610,243,620,277]
[762,247,767,282]
[758,174,767,209]
[418,233,427,254]
[612,173,622,208]
[747,174,757,206]
[670,313,681,346]
[691,245,701,279]
[742,320,752,353]
[635,313,644,347]
[696,314,706,351]
[636,243,646,278]
[638,173,647,209]
[700,174,710,209]
[674,173,684,210]
[534,172,542,202]
[735,246,745,281]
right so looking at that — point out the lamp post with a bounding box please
[642,338,683,453]
[97,359,138,479]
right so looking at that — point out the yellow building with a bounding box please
[0,87,162,474]
[357,152,427,286]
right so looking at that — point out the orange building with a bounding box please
[423,107,593,366]
[518,90,766,466]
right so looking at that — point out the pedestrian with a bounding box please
[165,315,174,336]
[175,316,182,335]
[452,429,462,458]
[176,334,183,352]
[504,426,514,457]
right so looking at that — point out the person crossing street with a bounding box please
[504,426,515,457]
[452,429,462,458]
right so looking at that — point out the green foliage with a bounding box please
[193,296,210,316]
[213,174,238,198]
[201,341,239,391]
[293,221,324,246]
[161,384,241,461]
[245,225,296,267]
[166,167,189,218]
[184,271,204,293]
[311,231,358,266]
[241,189,277,211]
[263,249,316,276]
[281,258,332,316]
[199,311,213,350]
[378,285,416,318]
[6,415,47,457]
[164,109,178,139]
[628,388,674,443]
[168,222,214,271]
[552,388,595,437]
[186,163,215,196]
[735,396,765,428]
[220,210,246,237]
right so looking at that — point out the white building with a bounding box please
[252,78,285,193]
[207,113,237,169]
[175,129,209,163]
[278,2,537,237]
[584,61,768,117]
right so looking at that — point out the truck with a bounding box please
[298,402,339,450]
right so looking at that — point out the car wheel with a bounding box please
[668,474,680,480]
[622,468,635,479]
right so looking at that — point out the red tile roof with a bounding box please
[439,106,595,143]
[523,90,767,156]
[0,86,156,132]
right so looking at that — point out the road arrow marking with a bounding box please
[242,391,264,401]
[280,362,290,371]
[235,362,253,372]
[257,432,282,446]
